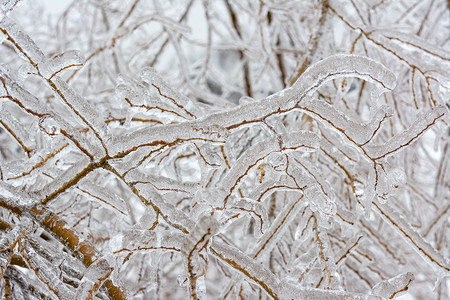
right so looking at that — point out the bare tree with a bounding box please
[0,0,449,299]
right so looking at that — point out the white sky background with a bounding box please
[40,0,72,14]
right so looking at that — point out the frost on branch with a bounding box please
[0,1,449,299]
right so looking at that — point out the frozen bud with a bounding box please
[238,96,255,105]
[115,75,146,105]
[304,186,336,217]
[196,212,220,236]
[177,274,189,287]
[140,67,161,85]
[195,188,225,207]
[256,163,271,183]
[39,115,60,136]
[205,124,230,139]
[267,152,287,171]
[388,168,406,190]
[17,63,35,80]
[195,275,207,299]
[136,205,157,230]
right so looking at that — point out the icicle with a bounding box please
[370,30,450,85]
[127,170,201,195]
[362,168,376,216]
[109,121,228,157]
[38,155,90,199]
[303,186,336,216]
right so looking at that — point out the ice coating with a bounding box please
[1,2,448,298]
[0,17,48,72]
[52,77,107,136]
[291,54,397,99]
[0,0,23,16]
[0,180,33,206]
[48,50,84,79]
[76,258,112,299]
[229,198,269,237]
[367,105,447,159]
[76,181,128,215]
[141,67,200,119]
[251,196,305,259]
[373,200,450,273]
[371,272,414,299]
